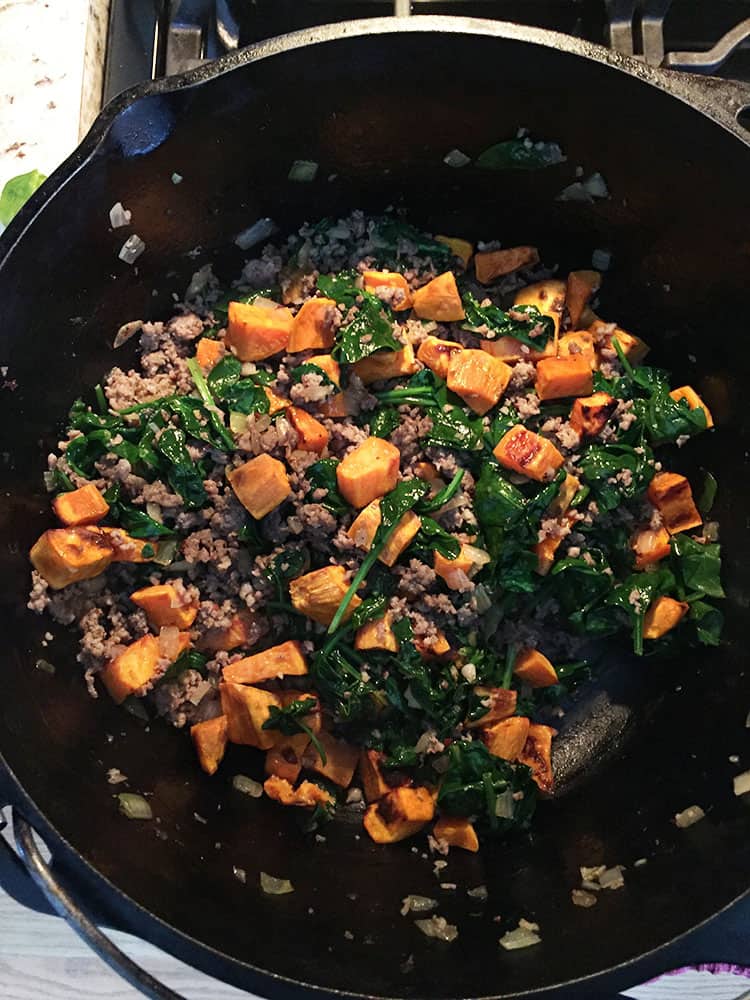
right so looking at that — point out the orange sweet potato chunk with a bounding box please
[535,356,593,401]
[464,686,517,729]
[566,270,601,329]
[475,246,539,285]
[513,648,558,688]
[569,392,617,439]
[288,297,337,352]
[518,723,556,793]
[447,349,512,415]
[265,744,305,784]
[336,436,400,508]
[557,330,598,369]
[219,682,281,749]
[30,527,113,590]
[191,716,229,776]
[416,335,464,380]
[631,526,672,570]
[355,613,400,653]
[494,425,564,482]
[303,731,359,788]
[227,453,291,519]
[414,629,451,660]
[480,336,526,364]
[222,640,308,684]
[669,385,714,429]
[52,483,109,527]
[289,565,361,625]
[263,775,334,808]
[362,270,412,311]
[359,749,391,803]
[195,337,225,370]
[643,596,689,639]
[225,300,293,361]
[264,387,290,415]
[433,815,479,852]
[647,472,702,534]
[98,527,153,563]
[307,354,341,387]
[363,786,435,844]
[197,610,258,653]
[411,272,465,322]
[534,533,564,576]
[130,583,198,630]
[101,632,189,705]
[434,546,474,590]
[590,320,650,365]
[316,392,349,419]
[514,280,566,340]
[353,344,419,384]
[435,235,474,269]
[287,406,329,454]
[481,716,530,762]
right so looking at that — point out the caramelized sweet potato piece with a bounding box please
[219,682,281,749]
[30,527,113,590]
[447,349,512,415]
[264,387,290,415]
[355,613,400,653]
[647,472,702,534]
[363,786,435,844]
[435,235,473,269]
[197,610,258,653]
[481,716,530,762]
[494,425,564,482]
[411,272,465,322]
[336,436,400,508]
[130,583,198,630]
[535,356,593,401]
[362,270,412,312]
[289,564,361,625]
[548,473,580,517]
[414,629,451,660]
[514,279,566,341]
[416,335,463,380]
[263,775,334,808]
[359,749,391,803]
[475,246,539,285]
[566,270,601,329]
[353,344,419,384]
[513,648,558,688]
[227,453,291,519]
[288,296,338,352]
[434,545,475,590]
[287,406,329,454]
[191,715,228,776]
[222,640,308,684]
[480,336,526,364]
[643,596,689,639]
[98,527,153,563]
[534,533,564,575]
[464,686,517,728]
[195,337,225,370]
[303,731,359,788]
[590,320,650,365]
[52,483,109,527]
[631,526,672,570]
[101,632,189,704]
[518,723,556,793]
[347,499,383,550]
[433,815,479,853]
[557,330,598,369]
[307,353,341,387]
[265,744,305,784]
[316,392,349,419]
[225,300,294,361]
[669,385,714,429]
[569,392,617,439]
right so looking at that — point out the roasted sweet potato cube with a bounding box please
[288,297,337,352]
[363,786,435,844]
[413,461,440,484]
[265,744,305,784]
[355,613,400,653]
[535,356,593,401]
[197,610,258,653]
[264,387,290,415]
[353,344,419,384]
[494,425,564,482]
[465,686,517,728]
[481,336,525,364]
[435,235,473,269]
[569,392,617,439]
[415,629,451,660]
[30,527,113,590]
[643,596,689,639]
[130,583,198,630]
[303,731,359,788]
[223,640,308,685]
[416,335,463,380]
[287,406,329,454]
[362,270,413,312]
[518,723,556,793]
[347,499,382,550]
[534,534,564,575]
[380,511,421,567]
[411,271,465,322]
[631,526,672,570]
[307,354,341,387]
[98,527,153,563]
[195,337,225,370]
[566,270,601,329]
[647,472,702,534]
[548,473,581,517]
[316,392,349,418]
[263,775,334,808]
[191,715,228,776]
[475,246,539,285]
[225,300,294,361]
[336,436,400,508]
[558,330,598,369]
[52,483,109,527]
[289,564,361,625]
[359,749,391,803]
[219,682,281,749]
[481,716,530,762]
[514,648,558,688]
[433,815,479,852]
[669,385,714,429]
[100,633,189,705]
[434,545,475,590]
[514,280,566,339]
[227,453,291,519]
[447,349,512,415]
[591,320,650,365]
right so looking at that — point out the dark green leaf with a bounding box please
[690,600,723,646]
[698,471,718,516]
[671,535,724,599]
[411,517,460,560]
[290,362,336,389]
[370,407,400,439]
[578,443,655,512]
[462,292,554,350]
[305,458,349,515]
[333,294,400,364]
[416,469,465,514]
[425,407,484,451]
[475,137,564,171]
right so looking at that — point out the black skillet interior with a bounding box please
[1,20,750,1000]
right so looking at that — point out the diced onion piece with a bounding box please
[499,920,541,951]
[260,872,294,895]
[582,172,609,198]
[113,320,143,349]
[171,172,183,185]
[158,626,180,661]
[154,538,178,566]
[234,217,276,250]
[494,790,514,819]
[463,544,491,569]
[229,411,249,435]
[401,895,438,916]
[591,248,612,271]
[109,201,132,228]
[414,915,458,942]
[252,296,281,312]
[288,160,318,183]
[580,864,606,882]
[571,889,597,908]
[467,884,488,901]
[460,662,477,683]
[598,866,625,890]
[674,805,705,829]
[35,658,56,674]
[474,584,492,615]
[704,521,720,542]
[734,770,750,796]
[232,774,263,798]
[556,182,591,204]
[443,148,471,168]
[118,234,146,265]
[43,470,57,492]
[118,793,153,820]
[145,502,164,523]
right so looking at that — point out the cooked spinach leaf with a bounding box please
[671,535,724,599]
[369,406,400,439]
[463,292,554,350]
[425,407,484,451]
[305,458,349,515]
[476,137,564,171]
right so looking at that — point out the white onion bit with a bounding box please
[118,234,146,264]
[109,201,131,228]
[171,172,183,185]
[499,919,541,951]
[401,895,438,916]
[113,319,143,349]
[232,774,263,798]
[734,770,750,796]
[674,805,705,829]
[443,148,471,168]
[234,217,276,250]
[288,160,318,182]
[260,872,295,895]
[571,889,597,908]
[414,915,458,942]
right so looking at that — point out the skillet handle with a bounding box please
[13,813,186,1000]
[0,807,55,915]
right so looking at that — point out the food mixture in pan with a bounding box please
[28,213,723,851]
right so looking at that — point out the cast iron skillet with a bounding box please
[2,15,750,1000]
